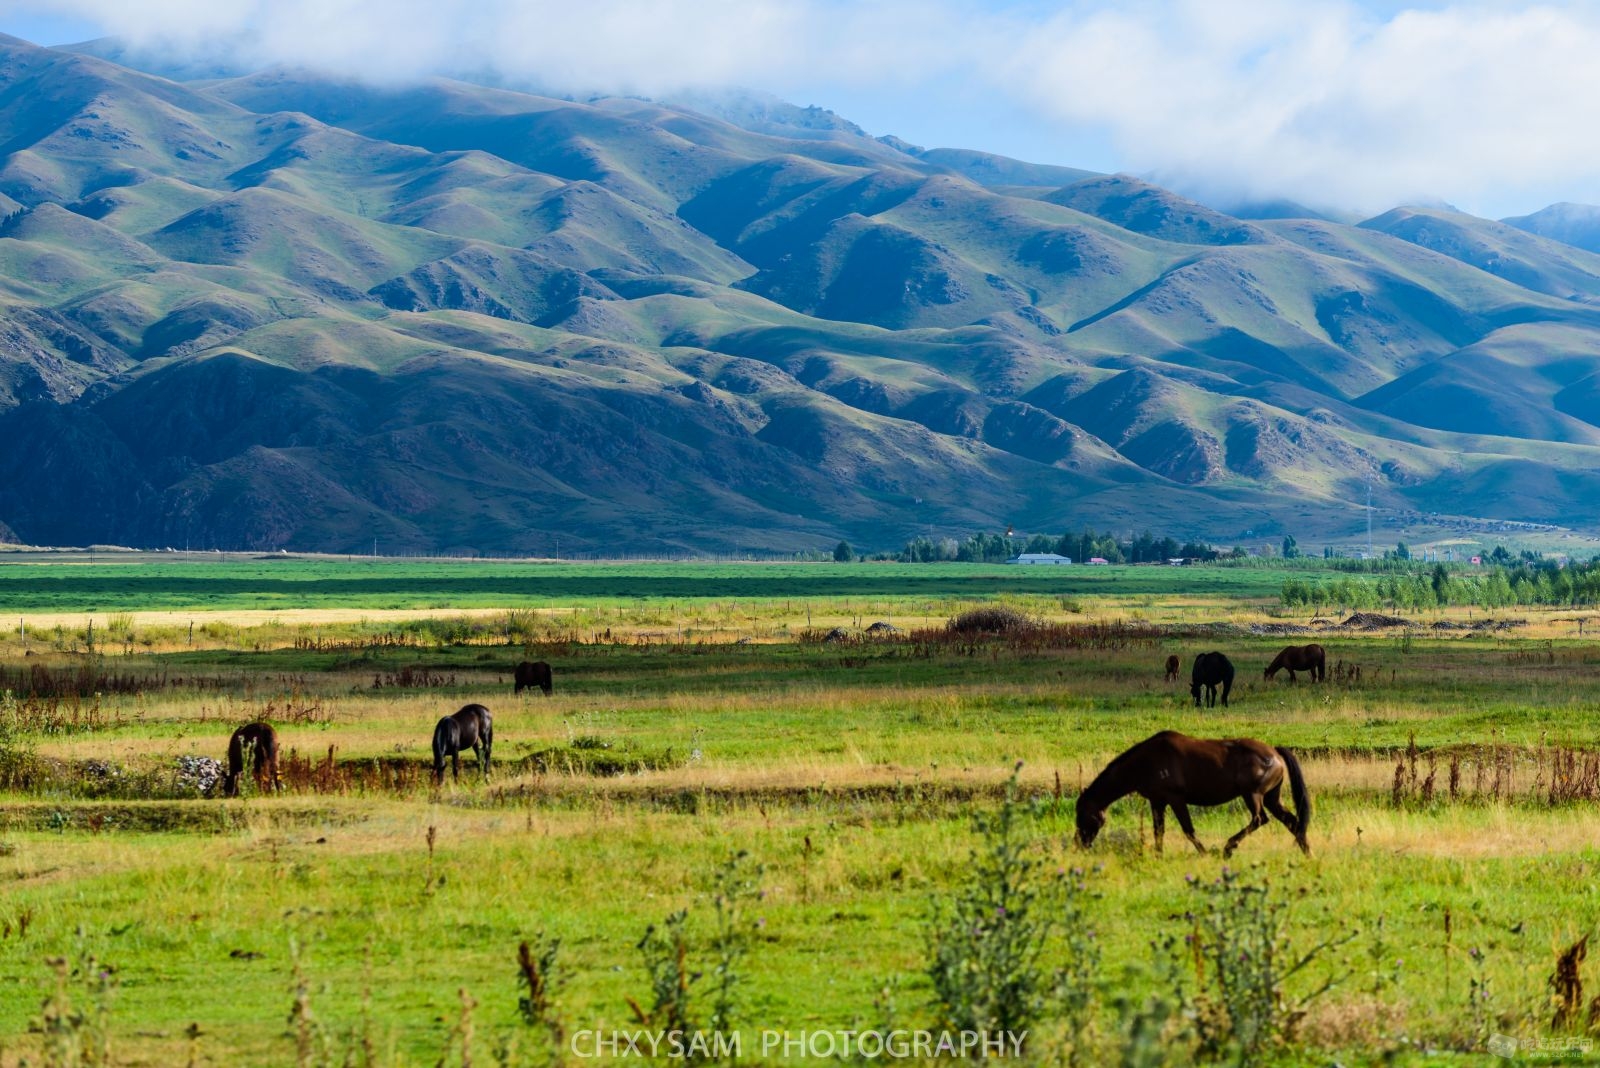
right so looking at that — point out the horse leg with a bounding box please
[1263,788,1310,854]
[451,749,461,782]
[1223,795,1269,857]
[1288,668,1297,682]
[1150,801,1166,854]
[1171,803,1206,853]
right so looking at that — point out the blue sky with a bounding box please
[4,0,1599,218]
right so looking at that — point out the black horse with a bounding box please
[514,660,553,695]
[223,721,281,797]
[1190,651,1234,707]
[433,704,493,784]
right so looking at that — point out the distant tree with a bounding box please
[1282,535,1300,559]
[1431,563,1451,605]
[1393,541,1411,561]
[833,540,854,563]
[1489,545,1513,566]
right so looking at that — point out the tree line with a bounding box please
[892,528,1227,565]
[1281,556,1600,610]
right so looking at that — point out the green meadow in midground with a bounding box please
[0,555,1311,612]
[0,559,1598,1065]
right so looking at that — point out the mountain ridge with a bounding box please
[0,34,1598,553]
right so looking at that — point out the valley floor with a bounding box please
[0,562,1596,1065]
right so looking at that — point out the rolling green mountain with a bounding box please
[0,34,1598,554]
[1503,202,1600,256]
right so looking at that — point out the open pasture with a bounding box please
[0,561,1598,1065]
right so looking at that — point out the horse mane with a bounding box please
[1082,733,1175,807]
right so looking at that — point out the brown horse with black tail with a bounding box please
[1190,651,1234,707]
[1265,643,1326,682]
[1164,654,1180,682]
[1076,731,1310,856]
[223,722,281,797]
[433,704,493,784]
[514,660,553,695]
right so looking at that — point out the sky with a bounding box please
[2,0,1599,219]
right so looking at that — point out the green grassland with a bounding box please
[0,562,1598,1065]
[0,556,1302,612]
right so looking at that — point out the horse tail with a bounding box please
[432,720,450,780]
[1277,746,1311,842]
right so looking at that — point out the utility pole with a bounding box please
[1366,481,1373,559]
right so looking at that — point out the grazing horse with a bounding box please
[433,704,493,784]
[223,722,281,797]
[1076,731,1310,856]
[1164,654,1181,682]
[1264,643,1326,682]
[1190,651,1234,707]
[514,660,553,696]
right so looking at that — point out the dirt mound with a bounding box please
[1339,612,1415,630]
[1431,618,1527,632]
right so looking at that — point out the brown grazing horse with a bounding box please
[1164,654,1180,682]
[223,722,281,797]
[433,704,493,784]
[1190,651,1234,707]
[1076,731,1310,856]
[1264,643,1326,682]
[514,660,553,695]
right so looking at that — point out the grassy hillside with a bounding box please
[1,35,1599,553]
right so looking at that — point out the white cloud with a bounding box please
[7,0,1600,215]
[1009,1,1600,214]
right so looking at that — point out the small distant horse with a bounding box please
[433,704,493,784]
[223,722,281,797]
[1076,730,1310,856]
[1164,654,1181,682]
[1190,651,1234,707]
[514,660,553,696]
[1264,643,1326,682]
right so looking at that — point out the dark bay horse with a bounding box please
[433,704,493,784]
[1164,654,1180,682]
[223,722,281,797]
[1265,643,1326,682]
[1190,651,1234,707]
[514,660,553,695]
[1076,731,1310,856]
